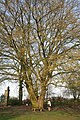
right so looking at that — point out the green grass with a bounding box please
[10,111,80,120]
[0,107,80,120]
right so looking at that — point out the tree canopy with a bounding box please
[0,0,80,110]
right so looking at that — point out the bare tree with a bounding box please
[60,49,80,100]
[0,0,80,110]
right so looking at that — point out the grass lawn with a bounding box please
[0,106,80,120]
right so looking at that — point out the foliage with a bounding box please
[9,97,20,106]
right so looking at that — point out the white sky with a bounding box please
[0,81,73,100]
[0,81,28,100]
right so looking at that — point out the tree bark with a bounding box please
[38,86,46,111]
[7,86,10,106]
[26,81,46,111]
[27,84,38,110]
[19,80,23,105]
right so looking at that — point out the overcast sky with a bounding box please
[0,81,73,100]
[0,81,28,100]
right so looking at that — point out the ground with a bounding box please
[0,105,80,120]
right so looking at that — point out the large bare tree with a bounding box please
[0,0,80,110]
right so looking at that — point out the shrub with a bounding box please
[9,97,20,106]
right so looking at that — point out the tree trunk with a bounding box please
[7,86,10,106]
[38,86,46,111]
[27,84,38,111]
[77,93,80,100]
[25,80,46,111]
[19,80,23,105]
[38,96,44,111]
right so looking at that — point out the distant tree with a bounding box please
[0,0,80,110]
[60,49,80,100]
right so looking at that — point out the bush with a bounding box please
[9,97,20,106]
[23,99,32,106]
